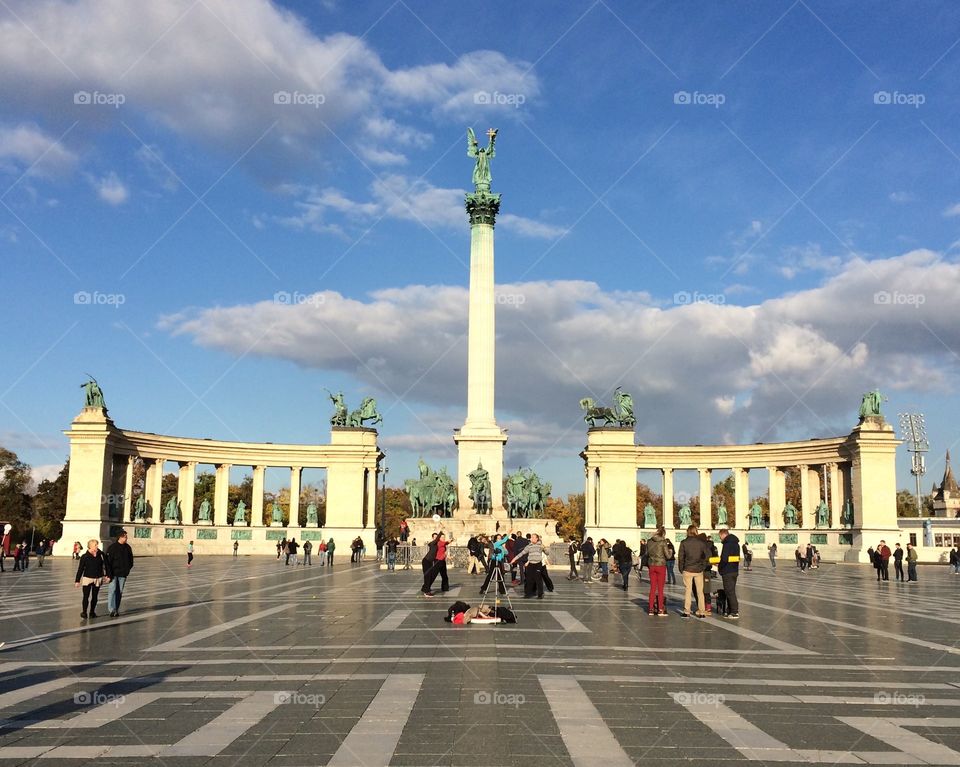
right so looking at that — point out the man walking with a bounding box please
[325,538,335,566]
[466,535,483,575]
[566,538,579,580]
[717,527,740,619]
[678,525,708,618]
[612,539,633,592]
[233,540,239,557]
[906,543,919,582]
[287,538,299,566]
[579,537,596,583]
[385,536,399,571]
[105,530,134,618]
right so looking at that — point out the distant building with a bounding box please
[931,450,960,518]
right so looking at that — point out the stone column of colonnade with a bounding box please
[288,467,302,529]
[829,462,843,525]
[733,467,749,528]
[214,463,231,526]
[698,468,711,528]
[803,464,822,529]
[145,458,164,523]
[177,461,197,523]
[122,455,134,521]
[661,468,674,532]
[252,466,266,526]
[768,466,786,530]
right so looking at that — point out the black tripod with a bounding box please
[477,556,516,624]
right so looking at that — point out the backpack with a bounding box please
[494,606,517,623]
[444,600,471,622]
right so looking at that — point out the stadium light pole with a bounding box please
[898,412,929,516]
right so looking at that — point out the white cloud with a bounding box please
[889,191,914,203]
[162,249,960,446]
[92,172,129,205]
[27,464,63,494]
[275,175,564,238]
[0,123,77,176]
[0,1,537,175]
[944,202,960,218]
[357,147,408,166]
[776,243,844,280]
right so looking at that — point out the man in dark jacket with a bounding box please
[677,525,708,618]
[717,527,740,619]
[878,540,892,581]
[105,530,134,617]
[579,537,596,583]
[566,538,579,580]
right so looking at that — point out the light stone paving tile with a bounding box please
[145,604,291,651]
[159,690,284,757]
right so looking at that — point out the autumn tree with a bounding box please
[32,460,69,540]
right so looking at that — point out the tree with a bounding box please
[543,493,584,541]
[160,472,178,511]
[32,460,69,540]
[375,486,412,537]
[897,489,920,518]
[228,475,254,524]
[783,467,802,525]
[712,476,735,527]
[193,472,216,516]
[636,483,663,526]
[0,446,33,536]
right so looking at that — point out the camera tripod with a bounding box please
[477,557,516,624]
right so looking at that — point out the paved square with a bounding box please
[1,557,959,766]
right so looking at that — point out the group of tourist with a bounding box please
[794,543,822,571]
[276,537,335,566]
[1,540,49,571]
[868,540,919,582]
[73,530,134,618]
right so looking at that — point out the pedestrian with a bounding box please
[233,540,239,557]
[678,525,708,618]
[283,539,292,565]
[288,538,299,566]
[512,532,529,586]
[18,542,29,570]
[72,540,81,560]
[597,538,611,582]
[318,539,327,566]
[611,539,633,592]
[375,529,385,562]
[665,539,677,585]
[35,540,46,567]
[105,530,134,617]
[466,535,483,575]
[75,538,110,619]
[399,520,409,542]
[878,540,891,581]
[579,537,596,583]
[12,543,22,572]
[386,536,399,571]
[700,533,718,614]
[326,538,335,565]
[742,542,753,571]
[906,542,919,582]
[302,539,312,565]
[893,543,905,581]
[422,532,453,597]
[950,546,960,575]
[795,545,804,570]
[717,527,740,619]
[637,538,647,582]
[768,542,778,569]
[187,540,194,568]
[805,542,814,571]
[645,526,669,615]
[510,532,546,599]
[276,539,283,559]
[566,538,580,580]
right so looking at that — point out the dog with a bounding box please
[714,588,729,616]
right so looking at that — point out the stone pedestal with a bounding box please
[582,427,640,546]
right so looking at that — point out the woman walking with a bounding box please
[187,540,194,568]
[597,539,611,582]
[768,542,778,569]
[665,540,677,585]
[75,539,110,619]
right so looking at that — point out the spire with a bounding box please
[934,450,958,500]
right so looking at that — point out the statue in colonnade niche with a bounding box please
[163,497,180,523]
[716,501,728,527]
[678,503,692,526]
[306,502,319,526]
[858,389,885,421]
[134,495,147,521]
[270,501,283,526]
[749,502,764,529]
[643,503,657,528]
[842,499,854,527]
[783,501,798,528]
[815,501,830,528]
[234,500,247,525]
[198,498,212,522]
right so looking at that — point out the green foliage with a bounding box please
[32,460,69,540]
[194,472,216,514]
[543,493,584,541]
[0,446,35,536]
[635,483,663,525]
[376,486,412,537]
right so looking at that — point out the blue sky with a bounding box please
[2,0,959,498]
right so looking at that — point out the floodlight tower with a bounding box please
[898,412,929,516]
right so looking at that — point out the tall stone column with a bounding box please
[288,467,302,529]
[829,462,842,525]
[145,458,164,523]
[767,466,785,530]
[662,468,674,531]
[456,171,507,515]
[798,464,811,530]
[123,455,134,522]
[698,468,712,528]
[365,467,377,530]
[252,466,265,526]
[214,463,231,526]
[733,467,749,528]
[178,461,197,524]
